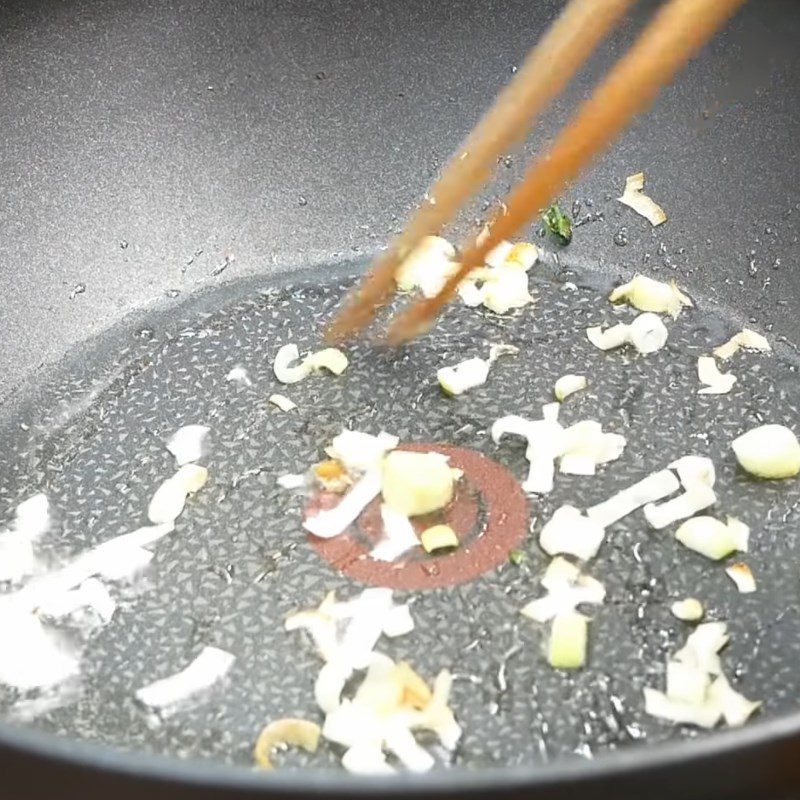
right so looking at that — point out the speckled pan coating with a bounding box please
[0,263,798,774]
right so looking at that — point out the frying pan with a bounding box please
[0,0,799,798]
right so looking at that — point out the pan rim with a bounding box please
[1,710,799,795]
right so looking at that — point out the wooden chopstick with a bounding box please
[326,0,637,342]
[384,0,746,344]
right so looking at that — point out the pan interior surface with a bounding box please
[0,260,799,775]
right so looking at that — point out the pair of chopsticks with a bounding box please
[327,0,746,346]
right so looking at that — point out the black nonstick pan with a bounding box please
[1,1,799,799]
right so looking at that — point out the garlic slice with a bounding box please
[609,274,691,318]
[618,172,667,227]
[254,719,321,769]
[670,598,704,622]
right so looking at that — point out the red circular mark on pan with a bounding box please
[307,443,529,590]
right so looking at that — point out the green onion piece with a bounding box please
[548,612,588,669]
[542,204,573,246]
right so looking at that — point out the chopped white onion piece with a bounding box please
[726,562,756,594]
[670,598,704,622]
[714,329,772,360]
[147,478,187,525]
[0,532,37,584]
[381,604,415,638]
[731,424,800,479]
[166,425,209,466]
[697,356,736,395]
[643,485,716,530]
[273,344,349,385]
[505,242,539,270]
[675,516,747,560]
[488,343,519,362]
[305,348,349,375]
[559,454,597,476]
[674,622,729,675]
[559,420,626,470]
[521,557,605,623]
[643,688,721,729]
[225,366,252,385]
[37,578,116,625]
[315,659,353,713]
[539,505,606,561]
[481,266,534,314]
[303,471,381,539]
[484,240,513,268]
[273,344,307,384]
[326,430,399,474]
[670,455,716,489]
[382,452,455,516]
[0,611,80,691]
[628,312,669,354]
[493,414,565,495]
[609,273,691,318]
[725,517,750,552]
[666,659,710,705]
[147,465,208,525]
[268,394,297,412]
[395,236,456,294]
[371,506,420,562]
[384,724,436,773]
[135,646,235,714]
[586,323,630,351]
[548,613,588,669]
[341,743,395,776]
[13,494,50,540]
[437,358,490,396]
[277,473,307,490]
[456,279,485,307]
[554,374,587,402]
[618,173,667,227]
[707,673,761,726]
[587,470,680,527]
